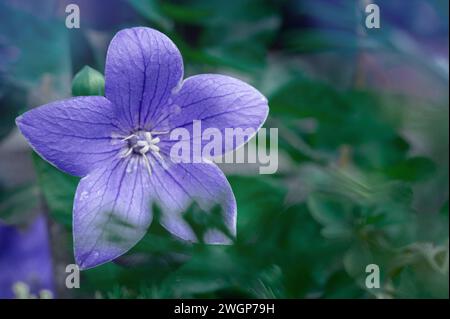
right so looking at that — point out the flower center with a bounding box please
[126,131,161,156]
[121,130,166,175]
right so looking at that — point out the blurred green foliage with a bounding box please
[1,0,448,299]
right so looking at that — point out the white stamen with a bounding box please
[139,145,150,154]
[121,134,138,141]
[149,144,160,152]
[151,137,160,144]
[136,140,148,147]
[121,147,133,158]
[150,130,169,135]
[143,154,152,176]
[144,131,153,142]
[120,130,166,177]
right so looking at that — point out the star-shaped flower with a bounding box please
[16,27,268,269]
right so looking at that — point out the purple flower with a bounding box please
[0,216,54,298]
[16,27,268,269]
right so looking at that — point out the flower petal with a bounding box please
[105,27,184,131]
[73,158,152,269]
[16,97,125,177]
[155,74,269,157]
[150,160,236,244]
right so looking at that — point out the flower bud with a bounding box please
[71,65,105,96]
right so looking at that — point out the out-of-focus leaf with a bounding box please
[159,2,210,24]
[283,29,359,53]
[307,193,352,240]
[0,83,25,140]
[32,154,78,228]
[390,242,449,298]
[322,270,366,299]
[228,175,287,238]
[127,0,173,30]
[269,79,346,118]
[270,78,425,179]
[0,184,39,225]
[134,0,282,72]
[343,243,384,295]
[384,156,436,182]
[440,201,449,217]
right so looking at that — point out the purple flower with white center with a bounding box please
[16,27,268,269]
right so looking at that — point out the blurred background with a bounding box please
[0,0,448,299]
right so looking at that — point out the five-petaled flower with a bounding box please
[16,27,268,269]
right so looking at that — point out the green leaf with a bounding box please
[182,203,234,243]
[127,0,173,30]
[322,270,366,299]
[228,175,287,240]
[32,154,78,228]
[0,83,26,140]
[71,66,105,97]
[0,184,39,225]
[307,193,353,240]
[390,242,449,298]
[385,156,436,182]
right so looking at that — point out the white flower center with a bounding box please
[120,130,166,175]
